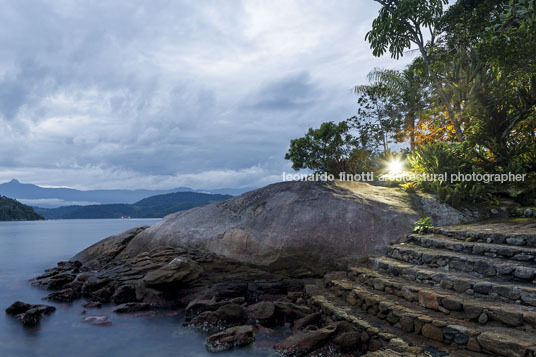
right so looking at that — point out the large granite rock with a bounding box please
[74,181,474,274]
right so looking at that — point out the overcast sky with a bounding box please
[0,0,412,190]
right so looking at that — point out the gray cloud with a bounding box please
[0,0,412,190]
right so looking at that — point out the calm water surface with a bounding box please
[0,219,279,357]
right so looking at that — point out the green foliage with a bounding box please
[401,181,419,193]
[350,79,402,153]
[0,196,43,221]
[285,121,362,175]
[366,0,447,59]
[412,217,432,233]
[407,142,490,206]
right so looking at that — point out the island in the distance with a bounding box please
[0,196,44,221]
[34,191,232,219]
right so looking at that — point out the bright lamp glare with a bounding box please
[387,159,404,174]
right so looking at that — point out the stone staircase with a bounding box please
[305,220,536,356]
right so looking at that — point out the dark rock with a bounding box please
[111,284,137,304]
[81,276,112,296]
[331,331,362,351]
[47,273,77,289]
[5,301,31,315]
[20,308,42,326]
[46,288,81,302]
[441,297,462,311]
[274,301,312,322]
[185,297,225,319]
[245,301,275,324]
[473,282,493,295]
[292,312,322,332]
[421,323,443,341]
[273,324,337,356]
[113,302,150,313]
[88,284,115,303]
[82,301,102,308]
[442,325,469,345]
[205,325,255,352]
[6,301,55,327]
[187,303,246,332]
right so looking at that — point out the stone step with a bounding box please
[370,256,536,307]
[305,283,455,356]
[407,233,536,263]
[347,266,536,332]
[386,243,536,283]
[323,277,536,356]
[304,283,425,355]
[430,220,536,248]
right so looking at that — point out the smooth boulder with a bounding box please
[74,181,475,274]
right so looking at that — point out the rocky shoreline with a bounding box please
[11,226,419,356]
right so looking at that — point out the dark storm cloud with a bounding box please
[247,71,317,111]
[0,0,409,190]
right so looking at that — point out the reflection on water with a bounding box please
[0,219,277,357]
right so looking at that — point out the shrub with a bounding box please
[407,142,490,206]
[412,217,432,233]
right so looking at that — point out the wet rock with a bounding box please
[113,302,150,313]
[187,303,246,332]
[185,297,226,318]
[47,273,77,289]
[111,284,137,304]
[273,324,337,356]
[205,325,255,352]
[82,315,112,326]
[6,301,56,327]
[82,301,102,308]
[20,308,43,326]
[5,301,32,315]
[46,288,81,302]
[82,276,112,296]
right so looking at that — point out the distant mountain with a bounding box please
[0,179,254,208]
[34,191,232,219]
[0,196,44,221]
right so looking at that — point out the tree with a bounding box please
[366,0,465,141]
[285,121,361,175]
[351,78,402,153]
[365,62,429,150]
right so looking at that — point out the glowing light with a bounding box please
[387,159,404,174]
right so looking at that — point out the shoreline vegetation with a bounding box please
[0,196,43,221]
